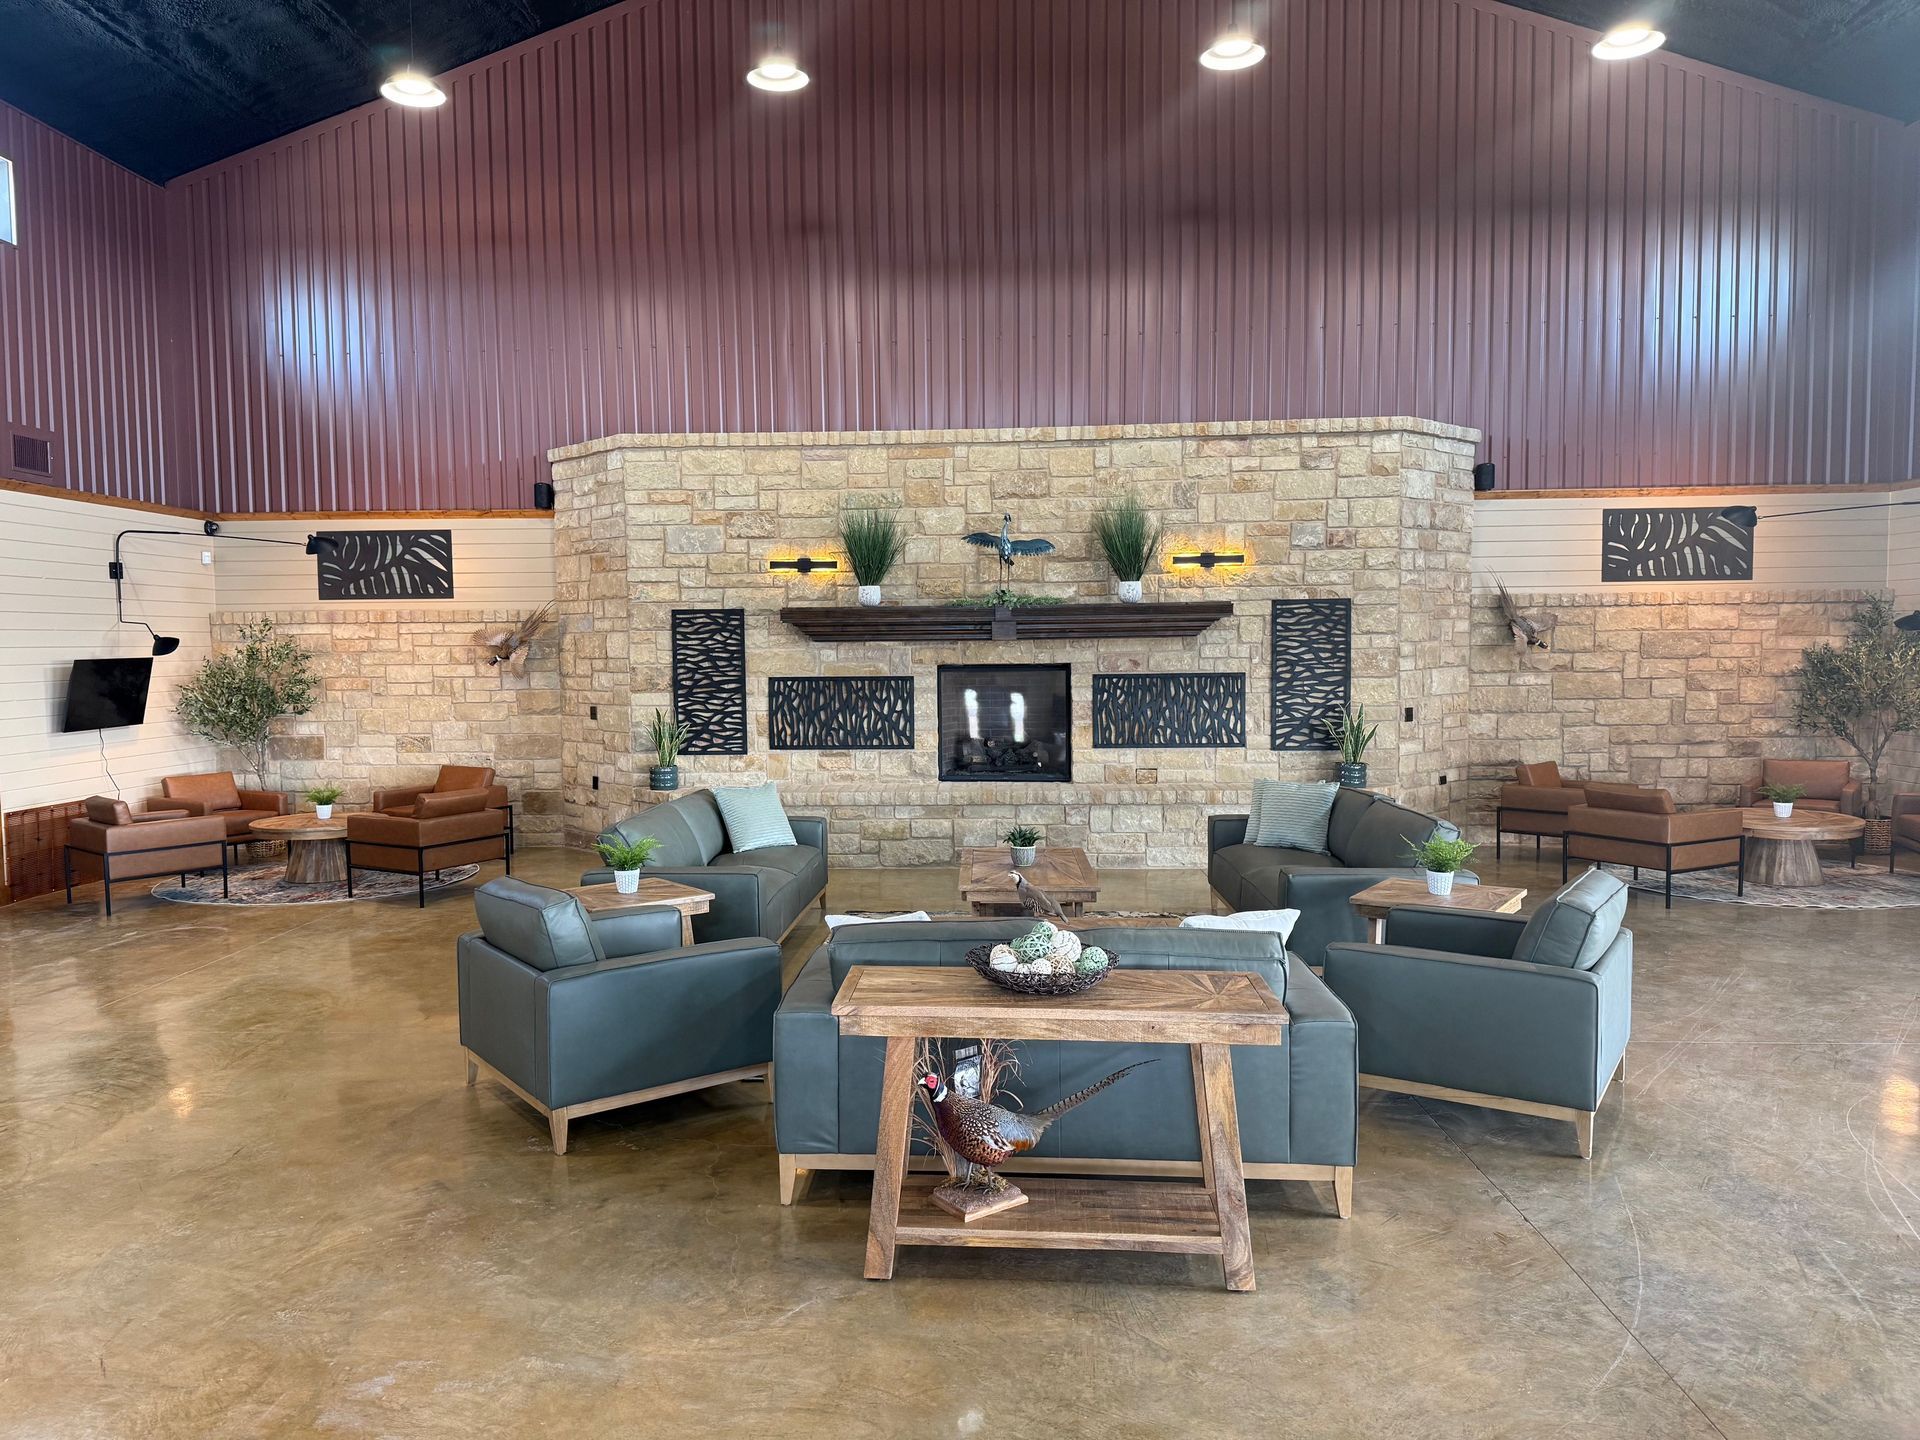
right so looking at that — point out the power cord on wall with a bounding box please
[98,729,122,798]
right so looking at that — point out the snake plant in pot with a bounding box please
[648,709,690,791]
[1408,835,1476,897]
[1325,705,1379,787]
[596,835,661,895]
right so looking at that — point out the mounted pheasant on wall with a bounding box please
[1494,579,1557,659]
[474,602,556,673]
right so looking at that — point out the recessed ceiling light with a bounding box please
[1199,34,1266,70]
[380,70,447,107]
[747,56,810,92]
[1591,23,1666,60]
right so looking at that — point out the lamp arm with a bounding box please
[1760,499,1920,522]
[110,526,330,623]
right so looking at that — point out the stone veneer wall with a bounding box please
[1463,588,1870,833]
[549,420,1477,868]
[211,610,565,843]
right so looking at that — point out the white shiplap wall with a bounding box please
[1886,502,1920,797]
[212,518,554,611]
[0,488,223,818]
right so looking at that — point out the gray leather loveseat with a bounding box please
[582,789,828,943]
[771,918,1359,1217]
[1208,787,1465,968]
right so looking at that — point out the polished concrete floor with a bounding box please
[2,847,1916,1438]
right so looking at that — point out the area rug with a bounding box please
[1599,861,1920,909]
[150,863,482,907]
[843,910,1188,925]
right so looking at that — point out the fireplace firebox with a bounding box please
[936,664,1072,782]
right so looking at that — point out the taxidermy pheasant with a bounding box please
[1494,579,1557,655]
[474,602,556,672]
[964,512,1057,587]
[923,1061,1156,1175]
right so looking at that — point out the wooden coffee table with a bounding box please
[1348,877,1528,944]
[565,879,715,945]
[959,846,1099,916]
[831,965,1290,1291]
[249,813,351,885]
[1740,807,1866,887]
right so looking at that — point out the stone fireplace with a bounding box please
[550,419,1476,868]
[937,663,1072,782]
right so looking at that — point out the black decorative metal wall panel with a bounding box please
[768,677,915,751]
[1601,508,1754,582]
[670,609,747,756]
[1092,673,1246,749]
[1269,599,1351,750]
[315,530,453,598]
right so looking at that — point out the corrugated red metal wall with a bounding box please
[0,100,171,504]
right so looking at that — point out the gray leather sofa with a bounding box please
[772,918,1359,1216]
[457,878,783,1154]
[1208,787,1466,968]
[1321,869,1632,1158]
[581,789,828,943]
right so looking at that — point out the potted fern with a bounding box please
[648,709,690,791]
[841,500,909,606]
[1325,705,1379,787]
[305,784,343,820]
[1003,824,1042,867]
[1092,491,1161,603]
[596,834,661,895]
[1409,835,1476,897]
[1757,781,1805,820]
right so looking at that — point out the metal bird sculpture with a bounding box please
[1494,579,1557,657]
[474,602,556,672]
[964,512,1056,587]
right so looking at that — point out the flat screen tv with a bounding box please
[62,657,154,732]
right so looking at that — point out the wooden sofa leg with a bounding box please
[1615,1051,1627,1085]
[549,1111,570,1155]
[778,1153,811,1206]
[1573,1111,1595,1160]
[465,1055,478,1086]
[1332,1167,1353,1220]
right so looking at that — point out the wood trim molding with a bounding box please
[0,476,203,519]
[214,509,553,521]
[1476,478,1920,501]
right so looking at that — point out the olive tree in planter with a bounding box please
[1792,595,1920,848]
[173,618,320,792]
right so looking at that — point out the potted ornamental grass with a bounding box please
[305,784,343,820]
[648,709,690,791]
[1003,825,1042,867]
[1092,490,1161,603]
[1758,781,1806,819]
[1325,705,1379,788]
[1409,835,1476,897]
[841,500,909,606]
[596,835,661,895]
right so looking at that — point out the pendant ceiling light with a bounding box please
[747,56,810,92]
[1591,22,1666,60]
[1199,34,1266,70]
[381,71,446,107]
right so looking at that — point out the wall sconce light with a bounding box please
[1170,550,1247,570]
[767,556,838,575]
[109,523,341,655]
[1896,611,1920,633]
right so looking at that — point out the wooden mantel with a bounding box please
[777,601,1234,643]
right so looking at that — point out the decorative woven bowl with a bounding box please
[965,942,1113,997]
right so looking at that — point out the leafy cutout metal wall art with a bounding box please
[1601,508,1753,582]
[315,530,454,598]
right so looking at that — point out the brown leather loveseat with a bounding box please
[65,797,229,914]
[1496,761,1587,856]
[1563,783,1745,908]
[346,790,510,906]
[155,771,288,853]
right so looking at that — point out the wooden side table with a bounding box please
[1347,877,1528,944]
[1739,807,1866,887]
[565,879,715,945]
[831,965,1288,1292]
[958,846,1100,915]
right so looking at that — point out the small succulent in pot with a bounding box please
[305,784,343,820]
[841,499,909,606]
[1324,705,1379,788]
[648,709,690,791]
[1003,824,1042,867]
[595,834,661,895]
[1408,834,1476,897]
[1758,781,1806,819]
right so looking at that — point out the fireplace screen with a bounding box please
[936,664,1072,782]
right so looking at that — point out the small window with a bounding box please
[0,155,13,246]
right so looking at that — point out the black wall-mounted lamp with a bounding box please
[1170,550,1247,570]
[110,523,341,656]
[1717,499,1920,530]
[767,556,839,575]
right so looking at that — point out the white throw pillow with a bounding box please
[824,910,931,930]
[1181,909,1301,946]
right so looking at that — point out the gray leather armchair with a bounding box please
[580,789,827,943]
[1321,869,1632,1159]
[457,877,782,1154]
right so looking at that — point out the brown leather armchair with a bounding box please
[1891,794,1920,874]
[346,789,510,906]
[1741,759,1862,815]
[1563,784,1745,908]
[65,797,228,915]
[156,771,288,852]
[1496,761,1587,856]
[371,765,514,853]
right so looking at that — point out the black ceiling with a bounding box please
[1,0,1917,184]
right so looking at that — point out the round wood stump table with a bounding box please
[1739,807,1866,888]
[248,814,351,885]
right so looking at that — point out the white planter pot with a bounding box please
[314,804,334,820]
[1425,869,1456,897]
[613,869,642,895]
[1115,578,1143,604]
[1010,846,1037,867]
[1772,801,1794,818]
[858,584,883,607]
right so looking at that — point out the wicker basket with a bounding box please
[965,942,1112,997]
[1862,817,1893,855]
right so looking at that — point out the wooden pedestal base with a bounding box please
[284,837,348,885]
[930,1181,1029,1222]
[1743,837,1823,888]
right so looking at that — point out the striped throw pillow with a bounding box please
[1244,780,1339,852]
[713,783,798,853]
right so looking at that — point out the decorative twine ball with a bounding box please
[1076,946,1110,974]
[989,944,1019,971]
[1047,929,1083,964]
[1012,923,1057,963]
